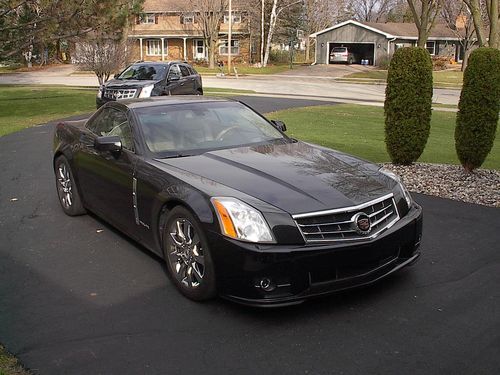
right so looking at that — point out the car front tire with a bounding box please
[54,156,86,216]
[163,206,217,301]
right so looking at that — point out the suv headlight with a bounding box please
[139,84,154,98]
[379,167,413,208]
[97,85,104,98]
[211,197,275,243]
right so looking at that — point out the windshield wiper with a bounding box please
[163,153,196,159]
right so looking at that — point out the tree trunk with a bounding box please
[208,39,216,69]
[461,50,469,71]
[305,37,310,63]
[488,0,499,48]
[466,0,486,46]
[260,0,264,66]
[263,0,278,67]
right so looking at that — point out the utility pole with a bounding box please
[261,0,264,66]
[228,0,232,75]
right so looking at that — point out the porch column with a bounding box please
[183,38,187,60]
[139,38,143,60]
[161,38,165,61]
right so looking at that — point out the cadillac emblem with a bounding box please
[351,212,371,235]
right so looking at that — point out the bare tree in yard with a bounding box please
[441,0,476,69]
[349,0,397,22]
[76,39,132,85]
[262,0,304,67]
[462,0,499,48]
[187,0,227,69]
[406,0,443,46]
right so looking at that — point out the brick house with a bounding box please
[128,0,251,63]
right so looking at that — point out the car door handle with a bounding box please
[180,83,184,86]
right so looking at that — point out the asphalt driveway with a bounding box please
[0,97,499,375]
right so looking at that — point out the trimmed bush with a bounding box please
[384,47,433,165]
[455,48,500,172]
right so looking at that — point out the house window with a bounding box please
[140,13,156,24]
[224,12,241,23]
[182,14,194,24]
[146,40,163,56]
[395,43,404,50]
[426,41,436,55]
[219,39,239,55]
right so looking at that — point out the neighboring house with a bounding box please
[311,20,466,66]
[128,0,250,63]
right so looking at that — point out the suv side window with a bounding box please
[168,65,182,80]
[86,108,135,152]
[179,65,190,77]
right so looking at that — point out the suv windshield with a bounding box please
[117,64,167,80]
[136,102,286,156]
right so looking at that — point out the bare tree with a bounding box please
[75,39,131,85]
[441,0,476,69]
[406,0,443,46]
[349,0,397,22]
[262,0,303,67]
[187,0,228,69]
[463,0,499,48]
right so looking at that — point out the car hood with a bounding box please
[104,79,159,88]
[157,141,393,215]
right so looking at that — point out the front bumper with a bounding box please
[207,203,423,307]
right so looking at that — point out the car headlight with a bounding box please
[97,85,104,98]
[139,84,154,98]
[379,167,413,208]
[211,197,275,243]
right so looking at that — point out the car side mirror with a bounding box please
[113,73,119,79]
[94,136,122,153]
[270,120,287,132]
[168,75,180,82]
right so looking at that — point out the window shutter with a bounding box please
[155,14,159,24]
[136,16,140,25]
[180,15,184,25]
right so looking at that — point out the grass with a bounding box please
[267,104,499,170]
[344,69,464,87]
[0,345,30,375]
[194,64,291,75]
[0,86,98,137]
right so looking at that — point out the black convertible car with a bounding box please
[53,97,422,306]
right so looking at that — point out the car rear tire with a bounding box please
[54,156,86,216]
[163,206,217,301]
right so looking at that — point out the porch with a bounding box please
[128,35,207,62]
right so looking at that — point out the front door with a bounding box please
[194,40,205,60]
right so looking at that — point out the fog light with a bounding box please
[259,277,276,292]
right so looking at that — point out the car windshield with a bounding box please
[117,64,167,80]
[135,102,287,156]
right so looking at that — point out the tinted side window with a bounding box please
[86,108,134,152]
[168,65,182,80]
[179,65,190,77]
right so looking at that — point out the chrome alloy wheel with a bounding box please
[168,218,205,289]
[57,163,73,209]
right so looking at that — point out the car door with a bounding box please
[179,64,196,94]
[75,107,138,233]
[165,64,188,95]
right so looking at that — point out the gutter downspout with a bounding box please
[387,37,396,58]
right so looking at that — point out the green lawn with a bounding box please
[267,104,499,170]
[194,64,291,75]
[344,69,464,87]
[0,86,97,136]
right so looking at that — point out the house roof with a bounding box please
[310,19,461,40]
[142,0,247,12]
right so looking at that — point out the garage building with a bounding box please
[311,20,464,66]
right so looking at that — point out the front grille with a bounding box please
[103,88,137,100]
[293,194,399,243]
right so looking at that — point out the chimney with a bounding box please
[455,14,467,29]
